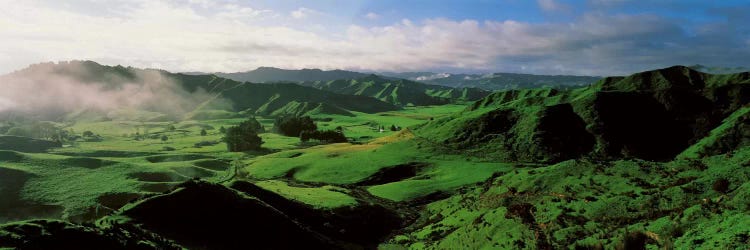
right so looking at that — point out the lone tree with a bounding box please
[223,118,264,152]
[161,135,168,142]
[200,129,207,136]
[273,115,317,137]
[219,126,227,133]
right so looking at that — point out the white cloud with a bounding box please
[365,12,379,20]
[0,1,747,76]
[291,7,320,19]
[538,0,570,12]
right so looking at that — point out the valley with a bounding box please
[0,62,748,249]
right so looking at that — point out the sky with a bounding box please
[0,0,749,76]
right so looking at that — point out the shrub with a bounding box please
[194,140,219,148]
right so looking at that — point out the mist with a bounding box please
[0,61,218,121]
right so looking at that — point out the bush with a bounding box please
[300,130,348,143]
[200,129,207,136]
[273,116,316,137]
[194,140,219,148]
[223,118,264,152]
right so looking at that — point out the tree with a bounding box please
[82,131,95,137]
[273,115,317,137]
[238,117,264,133]
[200,129,207,136]
[219,126,227,133]
[223,118,264,152]
[161,135,168,142]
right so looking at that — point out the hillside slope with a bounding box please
[200,82,400,116]
[416,66,750,163]
[303,75,490,106]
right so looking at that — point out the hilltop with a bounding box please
[216,67,369,83]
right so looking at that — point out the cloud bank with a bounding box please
[0,62,216,119]
[0,0,748,76]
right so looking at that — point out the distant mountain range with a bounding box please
[378,71,602,90]
[216,67,369,83]
[212,67,602,91]
[688,64,749,74]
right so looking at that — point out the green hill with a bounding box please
[303,75,490,106]
[416,66,750,163]
[200,82,399,116]
[1,61,400,119]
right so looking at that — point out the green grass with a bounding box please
[244,129,512,202]
[367,160,512,202]
[254,180,357,209]
[3,105,487,222]
[244,139,419,184]
[387,148,750,249]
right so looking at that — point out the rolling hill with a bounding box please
[415,66,750,163]
[302,74,491,106]
[198,82,399,116]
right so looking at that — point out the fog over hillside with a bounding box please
[0,62,218,119]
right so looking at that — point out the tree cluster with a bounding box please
[300,130,347,143]
[223,118,264,152]
[273,115,316,137]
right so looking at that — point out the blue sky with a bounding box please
[1,0,749,75]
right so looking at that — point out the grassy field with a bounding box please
[1,103,477,222]
[2,96,748,248]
